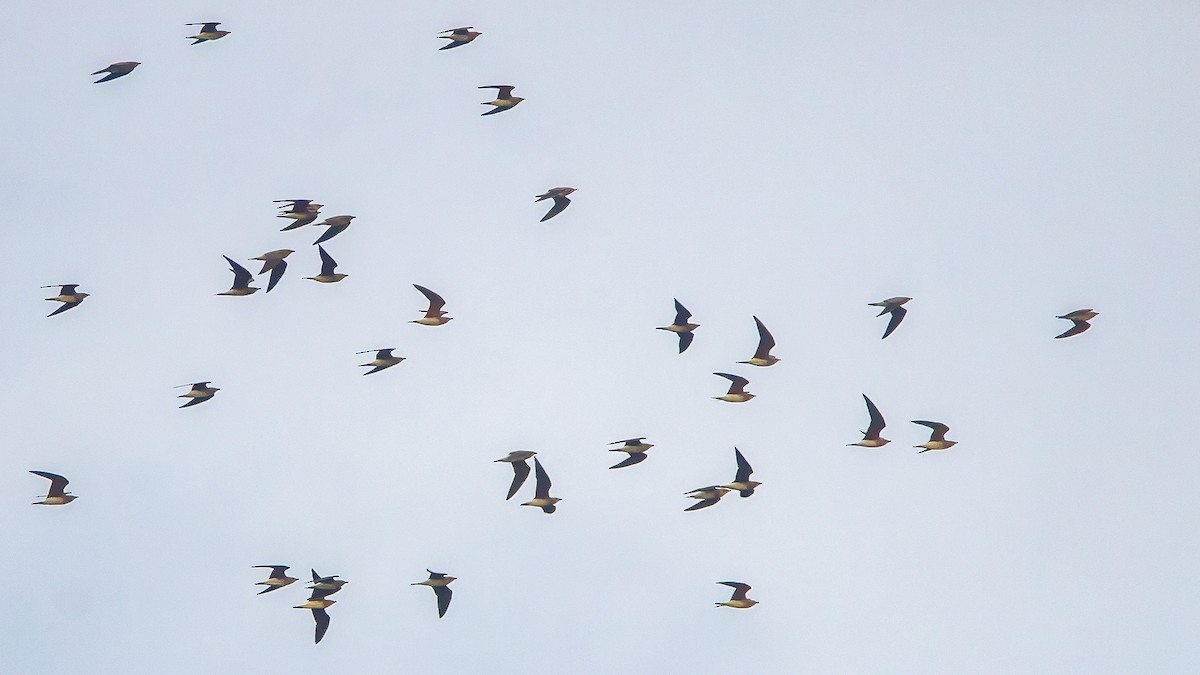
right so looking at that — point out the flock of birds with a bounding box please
[31,20,1106,646]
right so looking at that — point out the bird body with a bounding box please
[412,570,456,618]
[92,62,140,83]
[253,565,299,594]
[305,245,347,283]
[712,372,754,402]
[720,448,761,497]
[439,27,482,49]
[738,316,780,366]
[176,381,219,407]
[913,420,957,452]
[520,458,561,513]
[30,471,77,505]
[535,187,576,221]
[480,85,524,115]
[1055,309,1098,339]
[411,284,452,325]
[42,284,89,316]
[187,22,230,44]
[715,582,758,609]
[658,299,699,352]
[685,486,730,511]
[357,348,404,374]
[495,451,536,500]
[849,394,890,447]
[869,297,911,339]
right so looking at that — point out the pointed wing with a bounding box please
[685,498,720,512]
[533,458,552,499]
[433,586,452,618]
[714,372,749,394]
[912,420,949,442]
[1054,319,1091,339]
[677,331,695,353]
[316,245,337,275]
[312,608,330,644]
[507,460,531,500]
[863,395,886,437]
[719,582,752,601]
[610,437,646,445]
[752,316,775,358]
[413,284,446,313]
[880,306,907,339]
[30,471,69,497]
[47,301,82,317]
[254,565,291,579]
[672,298,692,325]
[540,194,571,222]
[265,260,287,293]
[609,453,647,470]
[60,284,79,295]
[312,225,347,246]
[480,85,515,98]
[224,256,254,288]
[733,448,753,483]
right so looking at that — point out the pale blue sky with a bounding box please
[4,2,1199,673]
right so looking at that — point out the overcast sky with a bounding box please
[4,1,1199,673]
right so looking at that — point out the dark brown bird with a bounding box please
[217,256,259,296]
[720,448,761,497]
[186,22,230,44]
[92,62,140,83]
[357,349,404,375]
[176,381,219,408]
[275,199,323,230]
[439,27,481,50]
[535,187,576,222]
[712,372,754,403]
[253,565,299,595]
[520,458,561,513]
[715,581,758,609]
[1055,309,1098,339]
[30,471,77,505]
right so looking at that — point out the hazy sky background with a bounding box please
[4,2,1199,672]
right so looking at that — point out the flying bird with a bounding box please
[91,62,140,83]
[495,451,537,500]
[714,582,758,609]
[520,458,561,514]
[411,284,452,325]
[218,256,259,295]
[868,297,911,339]
[608,437,654,470]
[412,570,456,618]
[712,372,754,403]
[42,284,89,317]
[684,486,730,512]
[294,588,336,644]
[912,420,957,453]
[720,448,761,497]
[305,245,348,283]
[357,349,404,375]
[275,200,322,230]
[657,299,700,353]
[186,22,230,44]
[535,187,576,222]
[1055,309,1098,339]
[253,566,299,595]
[176,381,219,408]
[848,394,890,447]
[479,85,523,115]
[738,316,779,366]
[29,471,77,505]
[307,570,348,593]
[439,27,481,50]
[250,249,293,293]
[311,215,355,246]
